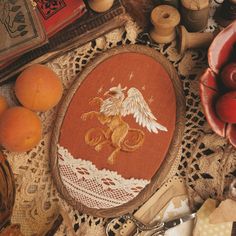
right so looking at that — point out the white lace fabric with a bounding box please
[58,145,149,209]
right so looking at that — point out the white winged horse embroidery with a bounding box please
[81,84,167,164]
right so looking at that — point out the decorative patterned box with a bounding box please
[0,0,47,65]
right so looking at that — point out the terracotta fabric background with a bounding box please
[59,52,176,180]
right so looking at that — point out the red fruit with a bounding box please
[216,91,236,123]
[221,63,236,89]
[200,69,226,137]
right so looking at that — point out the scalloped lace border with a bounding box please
[57,145,150,209]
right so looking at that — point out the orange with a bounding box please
[0,95,8,117]
[15,64,63,112]
[0,107,42,152]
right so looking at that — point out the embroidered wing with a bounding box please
[121,88,167,133]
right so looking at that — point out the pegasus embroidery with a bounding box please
[81,84,167,164]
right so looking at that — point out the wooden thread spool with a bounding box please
[180,0,209,32]
[87,0,114,13]
[177,25,215,54]
[150,5,181,44]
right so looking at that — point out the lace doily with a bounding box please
[0,1,235,235]
[54,1,235,235]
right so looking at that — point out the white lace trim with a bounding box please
[57,145,150,209]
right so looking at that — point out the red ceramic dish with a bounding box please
[199,20,236,147]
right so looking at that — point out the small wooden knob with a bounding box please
[150,5,180,44]
[88,0,114,13]
[177,25,215,54]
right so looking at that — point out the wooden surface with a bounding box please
[50,45,185,218]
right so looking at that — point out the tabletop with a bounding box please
[0,1,236,236]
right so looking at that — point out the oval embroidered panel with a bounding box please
[51,45,185,217]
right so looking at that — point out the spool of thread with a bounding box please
[87,0,114,13]
[150,5,180,44]
[180,0,209,32]
[177,25,215,54]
